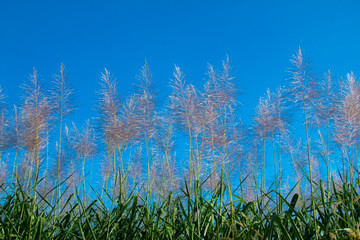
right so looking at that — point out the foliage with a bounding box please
[0,48,360,238]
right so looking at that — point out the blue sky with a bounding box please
[2,1,360,190]
[2,1,360,124]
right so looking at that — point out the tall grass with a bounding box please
[0,48,360,239]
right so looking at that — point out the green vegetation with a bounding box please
[1,179,360,239]
[0,48,360,239]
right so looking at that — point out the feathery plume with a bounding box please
[97,68,122,201]
[22,68,52,190]
[333,72,360,181]
[170,65,203,192]
[50,63,74,119]
[134,61,157,198]
[50,63,74,209]
[287,47,316,202]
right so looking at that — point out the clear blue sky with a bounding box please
[2,0,360,193]
[2,1,360,124]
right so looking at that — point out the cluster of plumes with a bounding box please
[169,58,240,193]
[95,58,242,201]
[253,87,292,191]
[0,65,98,202]
[97,63,175,201]
[250,47,360,196]
[2,47,360,205]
